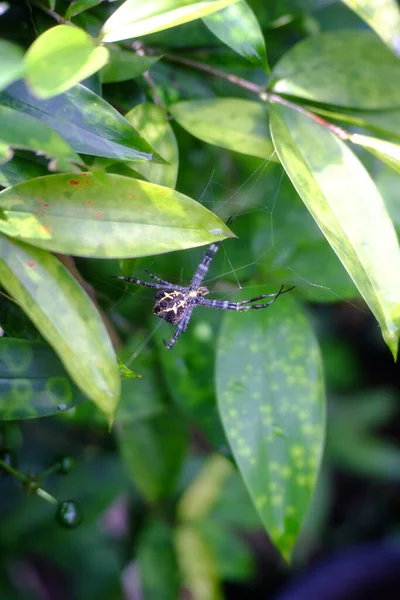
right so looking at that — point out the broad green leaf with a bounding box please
[0,141,12,164]
[0,106,82,172]
[137,520,180,600]
[341,0,400,56]
[270,102,400,357]
[119,407,188,502]
[175,524,223,600]
[0,172,234,257]
[203,0,268,70]
[170,98,276,160]
[65,0,105,18]
[0,234,120,417]
[125,103,179,188]
[272,31,400,109]
[0,81,163,162]
[216,293,325,561]
[24,25,109,99]
[350,132,400,173]
[0,40,25,92]
[0,156,54,188]
[101,48,161,83]
[0,338,87,419]
[101,0,240,43]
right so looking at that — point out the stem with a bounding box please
[36,488,58,505]
[29,0,73,25]
[0,458,58,505]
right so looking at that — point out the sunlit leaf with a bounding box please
[125,103,179,188]
[0,40,25,92]
[272,31,400,109]
[0,81,163,162]
[170,98,276,160]
[0,106,82,172]
[101,0,240,43]
[0,338,87,419]
[341,0,400,57]
[24,25,109,99]
[270,102,400,358]
[350,132,400,173]
[0,172,234,257]
[0,234,120,417]
[203,0,268,70]
[101,48,161,83]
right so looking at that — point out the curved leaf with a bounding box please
[170,98,276,160]
[101,49,161,83]
[341,0,400,56]
[203,0,268,70]
[216,293,325,561]
[0,234,120,417]
[125,103,179,188]
[272,31,400,109]
[270,102,400,357]
[101,0,240,43]
[0,106,82,171]
[0,40,25,92]
[350,132,400,174]
[0,81,163,162]
[0,338,87,419]
[25,25,109,99]
[0,172,234,257]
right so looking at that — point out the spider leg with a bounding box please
[145,270,175,286]
[189,242,222,290]
[164,306,194,350]
[111,276,186,291]
[197,286,295,311]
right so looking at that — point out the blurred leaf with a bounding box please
[138,520,180,599]
[24,25,109,99]
[0,40,25,92]
[119,407,188,502]
[0,234,120,417]
[0,155,52,187]
[0,81,163,162]
[272,31,400,109]
[216,293,325,561]
[117,358,141,379]
[101,0,241,43]
[101,48,161,83]
[170,98,276,160]
[65,0,105,18]
[175,524,223,600]
[0,172,234,257]
[350,133,400,173]
[270,102,400,358]
[0,338,87,419]
[203,0,268,70]
[0,105,82,171]
[341,0,400,56]
[125,103,179,188]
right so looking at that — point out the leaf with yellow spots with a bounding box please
[216,291,325,561]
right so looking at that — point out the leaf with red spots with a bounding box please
[0,172,234,258]
[0,234,120,418]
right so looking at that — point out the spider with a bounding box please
[112,240,295,349]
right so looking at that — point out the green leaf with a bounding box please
[24,25,109,99]
[101,48,161,83]
[170,98,276,160]
[125,103,179,188]
[0,40,25,92]
[203,0,268,71]
[119,407,188,502]
[272,31,400,109]
[216,293,325,561]
[137,520,180,600]
[0,338,87,419]
[0,106,82,172]
[350,132,400,173]
[101,0,240,43]
[0,81,163,163]
[0,234,120,417]
[0,172,234,257]
[65,0,105,18]
[270,102,400,358]
[0,156,54,188]
[341,0,400,56]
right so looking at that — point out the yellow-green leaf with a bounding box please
[25,25,109,99]
[0,234,120,416]
[341,0,400,56]
[270,102,400,357]
[350,132,400,174]
[0,40,25,92]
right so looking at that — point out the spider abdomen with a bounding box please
[153,290,189,324]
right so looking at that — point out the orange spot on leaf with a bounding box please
[95,212,103,219]
[26,261,36,268]
[86,200,92,205]
[69,180,79,186]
